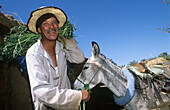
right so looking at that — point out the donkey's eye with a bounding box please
[83,66,89,70]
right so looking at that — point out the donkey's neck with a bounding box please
[100,64,128,97]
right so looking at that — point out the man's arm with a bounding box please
[58,36,85,63]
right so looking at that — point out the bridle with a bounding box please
[88,60,105,84]
[76,59,105,85]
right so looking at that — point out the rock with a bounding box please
[0,11,20,36]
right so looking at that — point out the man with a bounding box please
[26,6,90,110]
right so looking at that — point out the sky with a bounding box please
[1,0,170,66]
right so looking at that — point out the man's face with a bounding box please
[38,17,59,41]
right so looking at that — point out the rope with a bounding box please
[76,78,90,110]
[88,60,105,84]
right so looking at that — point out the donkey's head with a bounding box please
[74,42,127,97]
[74,42,102,90]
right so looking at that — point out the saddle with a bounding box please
[129,57,170,94]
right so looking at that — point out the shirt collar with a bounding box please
[37,37,60,60]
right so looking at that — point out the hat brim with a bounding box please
[27,6,67,34]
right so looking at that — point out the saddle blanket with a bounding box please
[113,69,135,106]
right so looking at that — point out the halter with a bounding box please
[76,59,105,85]
[88,60,105,84]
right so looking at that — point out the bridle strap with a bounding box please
[88,60,105,84]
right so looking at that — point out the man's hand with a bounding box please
[81,90,90,102]
[57,36,67,44]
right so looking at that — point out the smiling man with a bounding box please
[26,6,90,110]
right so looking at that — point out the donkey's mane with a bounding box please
[99,53,117,66]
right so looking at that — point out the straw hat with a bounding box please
[27,6,67,34]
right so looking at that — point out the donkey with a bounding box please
[74,42,170,110]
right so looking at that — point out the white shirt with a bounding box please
[26,37,85,110]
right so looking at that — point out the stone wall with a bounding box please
[0,10,33,110]
[0,11,20,37]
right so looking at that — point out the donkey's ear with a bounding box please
[92,41,100,58]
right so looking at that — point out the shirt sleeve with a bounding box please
[64,38,85,63]
[26,54,82,110]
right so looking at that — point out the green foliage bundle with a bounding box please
[59,20,77,39]
[58,20,77,48]
[3,25,40,60]
[2,20,77,60]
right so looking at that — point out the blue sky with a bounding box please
[1,0,170,66]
